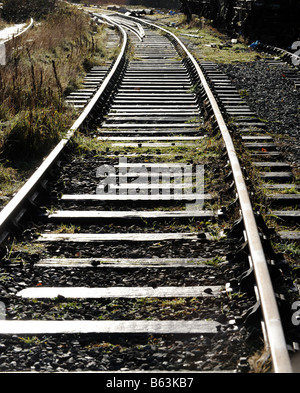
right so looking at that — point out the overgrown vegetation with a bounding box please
[2,0,58,22]
[167,15,263,64]
[0,3,115,207]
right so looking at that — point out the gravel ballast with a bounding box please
[220,59,300,165]
[3,55,298,374]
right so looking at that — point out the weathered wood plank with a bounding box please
[32,257,223,268]
[17,286,223,299]
[268,211,300,220]
[37,232,215,242]
[61,194,207,201]
[278,231,300,240]
[0,320,227,335]
[47,210,216,220]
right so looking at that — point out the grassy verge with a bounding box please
[126,9,262,64]
[0,3,116,209]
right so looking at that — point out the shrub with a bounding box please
[0,4,109,160]
[4,108,70,159]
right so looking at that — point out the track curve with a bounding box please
[0,12,293,373]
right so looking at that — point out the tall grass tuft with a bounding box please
[0,3,109,160]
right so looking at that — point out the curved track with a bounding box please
[0,12,294,373]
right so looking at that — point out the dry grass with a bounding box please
[165,14,264,64]
[0,19,12,30]
[0,3,114,207]
[248,346,272,373]
[0,4,110,158]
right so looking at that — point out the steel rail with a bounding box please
[1,17,34,44]
[0,19,128,246]
[102,14,145,41]
[256,42,300,69]
[0,10,292,372]
[113,14,293,373]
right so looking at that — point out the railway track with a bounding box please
[0,12,295,373]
